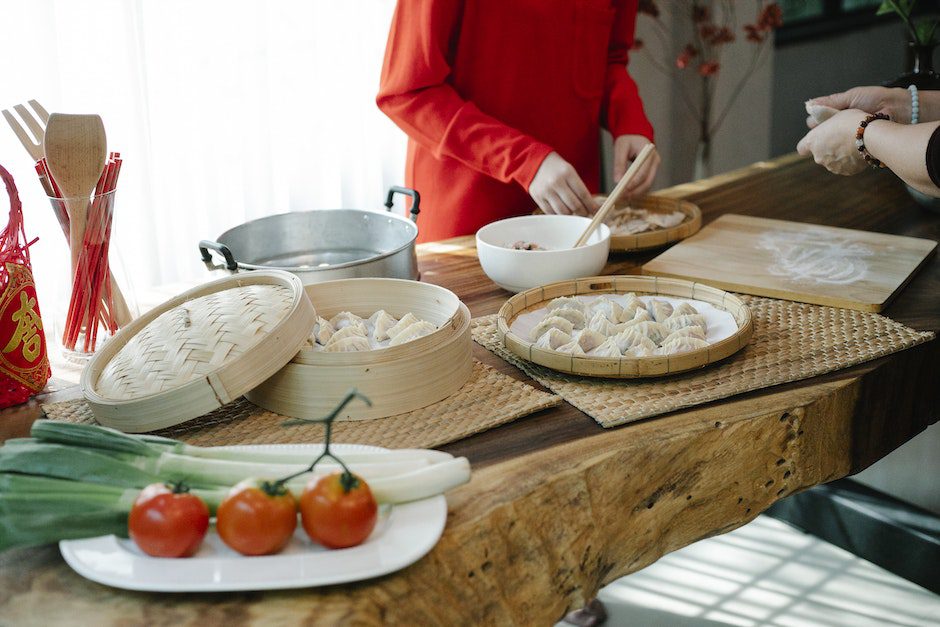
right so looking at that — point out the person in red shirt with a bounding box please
[377,0,659,243]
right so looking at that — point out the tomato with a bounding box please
[216,479,298,556]
[128,483,209,558]
[299,472,377,549]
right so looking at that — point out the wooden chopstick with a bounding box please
[574,143,656,248]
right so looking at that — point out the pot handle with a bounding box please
[385,186,420,223]
[199,240,238,272]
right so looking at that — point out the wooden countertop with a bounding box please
[1,154,937,625]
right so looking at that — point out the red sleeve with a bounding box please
[376,0,553,191]
[602,0,654,141]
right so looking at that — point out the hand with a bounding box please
[613,134,659,197]
[797,109,868,176]
[807,86,912,127]
[529,152,596,216]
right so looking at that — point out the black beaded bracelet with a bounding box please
[855,112,890,169]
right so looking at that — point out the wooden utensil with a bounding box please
[573,143,656,248]
[642,214,938,312]
[43,113,107,278]
[1,100,49,162]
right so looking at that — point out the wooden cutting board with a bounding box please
[642,214,937,312]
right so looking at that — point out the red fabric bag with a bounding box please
[0,163,51,407]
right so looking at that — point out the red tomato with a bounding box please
[128,483,209,558]
[300,472,377,549]
[216,479,298,556]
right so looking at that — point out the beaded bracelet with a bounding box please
[855,112,890,169]
[909,84,920,124]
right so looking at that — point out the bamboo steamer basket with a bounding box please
[82,271,316,432]
[594,195,702,252]
[497,275,752,378]
[247,278,473,421]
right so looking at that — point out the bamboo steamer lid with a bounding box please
[81,270,315,433]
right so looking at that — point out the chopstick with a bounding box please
[573,143,657,248]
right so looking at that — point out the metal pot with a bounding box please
[199,187,420,285]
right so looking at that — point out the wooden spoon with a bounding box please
[573,143,657,248]
[43,113,107,277]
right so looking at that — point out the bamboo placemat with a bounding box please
[472,296,934,428]
[41,361,560,449]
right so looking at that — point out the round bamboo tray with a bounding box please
[82,271,316,432]
[497,275,752,378]
[247,278,473,421]
[595,195,702,252]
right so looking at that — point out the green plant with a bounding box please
[879,0,939,45]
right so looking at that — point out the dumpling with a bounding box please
[593,338,623,358]
[551,307,586,330]
[326,324,367,347]
[388,320,437,346]
[387,312,419,340]
[658,336,710,355]
[627,344,658,358]
[547,297,585,314]
[672,302,699,317]
[629,321,671,345]
[534,327,572,350]
[370,310,399,341]
[578,329,606,352]
[588,296,623,322]
[611,328,657,354]
[329,311,364,330]
[323,336,371,352]
[630,308,653,324]
[313,316,334,346]
[586,311,614,336]
[556,339,584,355]
[617,295,647,322]
[648,300,674,323]
[663,326,706,344]
[663,314,708,334]
[531,315,574,341]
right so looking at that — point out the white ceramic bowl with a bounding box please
[475,215,611,293]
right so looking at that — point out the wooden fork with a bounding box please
[2,100,50,162]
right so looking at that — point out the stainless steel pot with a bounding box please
[199,187,420,285]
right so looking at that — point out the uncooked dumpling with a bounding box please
[323,335,371,352]
[556,339,584,355]
[387,312,419,340]
[648,300,674,323]
[578,329,606,352]
[618,295,647,322]
[370,310,399,342]
[551,307,586,330]
[663,326,706,344]
[586,311,614,336]
[671,302,699,317]
[589,296,623,322]
[313,316,334,346]
[531,315,575,341]
[329,311,364,330]
[630,308,653,324]
[593,338,623,358]
[630,321,671,345]
[534,327,572,350]
[658,336,710,355]
[663,314,708,334]
[548,297,585,314]
[627,344,658,358]
[610,328,657,354]
[388,320,437,346]
[326,324,367,346]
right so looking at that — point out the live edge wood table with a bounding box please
[1,154,937,626]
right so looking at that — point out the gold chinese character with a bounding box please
[3,291,43,362]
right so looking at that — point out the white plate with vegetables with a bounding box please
[58,444,448,592]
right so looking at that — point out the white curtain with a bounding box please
[0,0,407,317]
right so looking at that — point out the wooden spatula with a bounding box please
[43,113,107,277]
[573,143,657,248]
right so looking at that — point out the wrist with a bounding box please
[855,113,891,168]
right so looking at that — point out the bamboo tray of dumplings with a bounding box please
[496,276,752,378]
[594,195,702,252]
[248,278,473,421]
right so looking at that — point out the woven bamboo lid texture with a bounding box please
[81,270,316,433]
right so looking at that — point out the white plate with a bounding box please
[59,444,447,592]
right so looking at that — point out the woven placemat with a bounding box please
[41,361,561,449]
[472,296,934,428]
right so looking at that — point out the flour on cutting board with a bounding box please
[758,229,873,285]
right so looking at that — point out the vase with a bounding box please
[884,42,940,89]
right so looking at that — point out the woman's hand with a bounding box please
[808,87,912,126]
[529,152,596,215]
[797,109,868,175]
[613,134,659,197]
